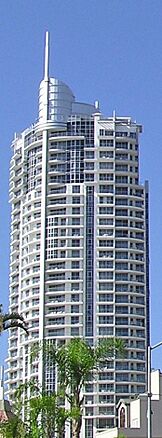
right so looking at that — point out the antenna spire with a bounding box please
[44,31,50,80]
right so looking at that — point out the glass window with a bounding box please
[71,272,80,280]
[99,272,113,279]
[116,306,128,314]
[99,305,113,313]
[116,284,128,292]
[71,327,79,336]
[71,283,80,291]
[115,262,128,270]
[99,293,113,301]
[72,228,80,236]
[71,261,80,269]
[115,198,128,206]
[115,241,128,248]
[99,260,113,268]
[72,186,80,193]
[99,240,113,247]
[99,162,113,170]
[99,196,113,204]
[71,250,80,257]
[99,185,114,194]
[72,207,80,214]
[71,305,79,313]
[116,142,128,150]
[99,327,113,335]
[71,294,80,302]
[86,162,94,170]
[72,197,80,204]
[116,385,128,393]
[99,218,113,225]
[86,151,94,159]
[99,150,113,158]
[71,316,79,324]
[115,176,128,183]
[72,239,80,247]
[85,174,94,181]
[99,207,113,215]
[99,315,113,324]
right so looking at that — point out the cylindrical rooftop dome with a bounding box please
[38,77,75,127]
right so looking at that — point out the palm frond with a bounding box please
[0,305,28,335]
[2,312,25,323]
[3,321,28,334]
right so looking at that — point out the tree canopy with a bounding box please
[0,337,125,438]
[31,337,125,438]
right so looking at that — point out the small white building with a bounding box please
[96,370,162,438]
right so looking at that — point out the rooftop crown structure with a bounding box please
[6,32,149,437]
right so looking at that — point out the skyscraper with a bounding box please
[7,33,149,437]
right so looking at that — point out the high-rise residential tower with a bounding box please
[7,33,149,437]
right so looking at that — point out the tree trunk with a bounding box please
[72,415,82,438]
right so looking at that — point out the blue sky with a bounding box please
[0,0,162,368]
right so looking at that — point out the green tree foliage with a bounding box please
[1,338,125,438]
[32,338,125,438]
[56,338,125,438]
[0,416,25,438]
[0,381,69,438]
[28,392,69,438]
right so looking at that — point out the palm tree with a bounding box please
[56,337,125,438]
[31,337,125,438]
[0,304,28,335]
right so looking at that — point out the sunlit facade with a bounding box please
[6,33,149,437]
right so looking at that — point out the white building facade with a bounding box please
[6,33,150,437]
